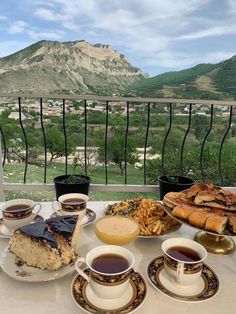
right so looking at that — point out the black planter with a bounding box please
[158,175,195,200]
[53,174,91,199]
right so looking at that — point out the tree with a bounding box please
[98,128,139,175]
[46,126,76,162]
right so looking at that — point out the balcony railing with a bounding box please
[0,93,235,200]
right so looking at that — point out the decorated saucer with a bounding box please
[51,208,96,227]
[0,215,44,239]
[71,269,147,313]
[147,256,219,302]
[1,249,76,282]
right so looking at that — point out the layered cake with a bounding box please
[9,215,80,270]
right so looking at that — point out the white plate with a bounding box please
[1,249,76,282]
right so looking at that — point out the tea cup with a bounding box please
[75,245,135,300]
[162,237,207,286]
[1,199,41,232]
[52,193,89,221]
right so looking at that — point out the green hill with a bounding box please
[129,56,236,100]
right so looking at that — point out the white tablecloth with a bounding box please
[0,202,235,314]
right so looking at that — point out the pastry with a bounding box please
[205,215,227,233]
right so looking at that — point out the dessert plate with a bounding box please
[0,215,44,239]
[1,249,76,282]
[147,256,219,302]
[71,269,147,313]
[51,208,96,227]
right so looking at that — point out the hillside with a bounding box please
[0,40,145,95]
[129,57,236,100]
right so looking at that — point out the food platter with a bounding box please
[105,198,181,238]
[163,183,236,254]
[164,205,235,237]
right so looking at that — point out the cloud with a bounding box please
[142,50,236,69]
[8,21,28,34]
[34,8,61,21]
[176,25,236,40]
[27,29,65,40]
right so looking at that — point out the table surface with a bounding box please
[0,201,235,314]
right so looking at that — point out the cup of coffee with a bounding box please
[53,193,89,221]
[0,199,41,231]
[75,245,134,300]
[162,237,207,286]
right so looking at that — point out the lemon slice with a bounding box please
[95,216,140,245]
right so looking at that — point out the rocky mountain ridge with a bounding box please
[0,40,145,95]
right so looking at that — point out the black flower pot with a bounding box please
[53,174,91,199]
[158,175,195,200]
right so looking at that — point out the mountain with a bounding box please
[0,40,145,95]
[129,56,236,100]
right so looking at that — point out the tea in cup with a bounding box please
[53,193,89,221]
[1,199,41,232]
[75,245,134,300]
[162,237,207,286]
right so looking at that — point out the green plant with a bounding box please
[64,156,89,184]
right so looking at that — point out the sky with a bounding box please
[0,0,236,76]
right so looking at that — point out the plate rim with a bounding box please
[1,249,76,282]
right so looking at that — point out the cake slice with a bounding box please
[47,215,80,265]
[9,215,80,270]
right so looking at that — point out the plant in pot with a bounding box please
[158,175,195,200]
[53,156,91,199]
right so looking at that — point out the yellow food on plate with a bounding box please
[105,198,180,236]
[95,216,140,245]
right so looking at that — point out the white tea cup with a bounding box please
[52,193,89,221]
[162,237,207,286]
[1,199,41,232]
[75,245,135,300]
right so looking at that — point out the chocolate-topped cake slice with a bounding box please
[46,215,80,265]
[9,215,80,270]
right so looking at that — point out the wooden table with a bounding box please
[0,202,235,314]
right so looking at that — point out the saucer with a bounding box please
[147,256,219,302]
[71,269,147,313]
[0,215,44,239]
[51,208,96,227]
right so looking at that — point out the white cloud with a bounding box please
[8,21,28,34]
[34,8,61,21]
[143,50,236,69]
[27,29,65,40]
[177,25,236,40]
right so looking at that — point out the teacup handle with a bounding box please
[176,262,184,285]
[33,203,42,216]
[52,201,61,211]
[75,257,90,282]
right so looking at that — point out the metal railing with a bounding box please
[0,93,235,200]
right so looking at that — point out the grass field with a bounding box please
[3,162,158,201]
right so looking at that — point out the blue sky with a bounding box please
[0,0,236,76]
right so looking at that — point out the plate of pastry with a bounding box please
[105,198,181,238]
[163,183,236,237]
[1,215,80,282]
